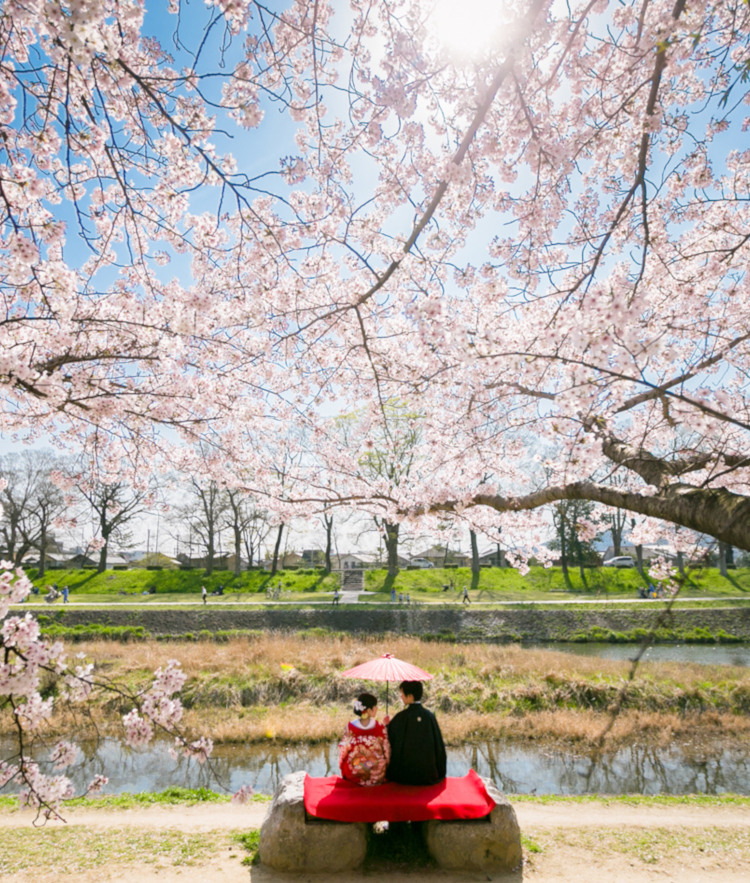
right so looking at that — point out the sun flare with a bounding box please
[430,0,507,58]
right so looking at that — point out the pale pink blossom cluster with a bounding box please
[0,559,211,819]
[648,556,678,588]
[170,735,214,764]
[86,774,109,795]
[18,761,75,817]
[231,784,254,805]
[122,709,155,748]
[49,741,78,770]
[575,519,599,543]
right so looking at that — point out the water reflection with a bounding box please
[528,642,750,668]
[3,737,749,797]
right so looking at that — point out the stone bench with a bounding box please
[258,771,522,873]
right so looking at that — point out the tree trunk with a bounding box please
[270,524,284,576]
[98,535,109,573]
[635,544,644,577]
[205,533,215,575]
[612,525,622,557]
[470,530,480,574]
[383,520,400,577]
[559,513,568,577]
[233,525,242,576]
[677,550,685,577]
[719,542,728,577]
[243,535,253,569]
[323,514,333,574]
[577,538,585,582]
[38,526,47,578]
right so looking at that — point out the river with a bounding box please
[3,737,749,797]
[529,642,750,667]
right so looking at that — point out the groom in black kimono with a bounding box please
[386,680,447,786]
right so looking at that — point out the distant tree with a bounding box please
[28,469,67,579]
[338,402,423,578]
[241,503,272,569]
[224,489,269,576]
[0,452,43,564]
[172,479,227,576]
[0,451,68,574]
[75,477,153,573]
[550,500,600,581]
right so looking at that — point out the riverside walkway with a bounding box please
[13,595,745,608]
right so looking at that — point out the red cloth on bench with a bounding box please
[303,769,495,823]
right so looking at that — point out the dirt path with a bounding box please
[2,800,750,831]
[3,802,750,882]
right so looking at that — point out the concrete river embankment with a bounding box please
[35,604,750,643]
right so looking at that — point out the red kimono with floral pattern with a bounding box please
[338,720,390,786]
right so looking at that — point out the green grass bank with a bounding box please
[23,565,750,602]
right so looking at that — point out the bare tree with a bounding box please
[0,452,42,564]
[27,470,67,578]
[224,489,270,576]
[241,503,272,569]
[172,479,227,576]
[0,451,68,573]
[76,477,153,573]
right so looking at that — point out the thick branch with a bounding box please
[438,481,750,551]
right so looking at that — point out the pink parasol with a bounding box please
[341,653,433,713]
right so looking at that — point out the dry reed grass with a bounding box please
[5,635,749,750]
[183,706,750,748]
[72,634,745,688]
[5,701,749,750]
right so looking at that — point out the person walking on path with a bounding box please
[62,586,69,604]
[332,588,341,606]
[462,585,471,605]
[201,585,207,605]
[391,587,396,603]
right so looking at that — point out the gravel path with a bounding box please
[3,801,750,882]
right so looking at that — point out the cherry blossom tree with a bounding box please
[0,563,224,820]
[3,0,750,816]
[2,0,750,554]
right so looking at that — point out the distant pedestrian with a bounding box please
[201,585,207,605]
[333,588,341,606]
[462,585,470,605]
[399,592,404,604]
[391,587,396,603]
[406,593,411,606]
[62,586,69,604]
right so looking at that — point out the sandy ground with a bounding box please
[3,802,750,882]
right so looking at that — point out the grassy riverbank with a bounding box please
[10,633,750,750]
[21,565,750,603]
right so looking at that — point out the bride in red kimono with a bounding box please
[339,692,390,786]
